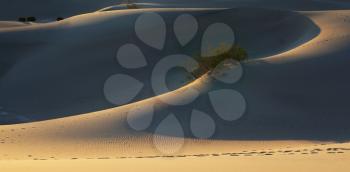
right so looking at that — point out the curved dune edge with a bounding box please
[251,10,350,63]
[0,73,333,159]
[0,73,342,160]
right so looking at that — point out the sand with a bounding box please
[1,146,350,172]
[1,0,350,171]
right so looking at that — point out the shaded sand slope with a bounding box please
[243,11,350,137]
[220,10,350,140]
[0,8,319,123]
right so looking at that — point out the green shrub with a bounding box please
[191,44,248,78]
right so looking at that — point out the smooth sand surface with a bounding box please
[1,0,350,171]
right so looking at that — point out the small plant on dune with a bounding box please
[18,17,26,22]
[124,0,139,9]
[126,3,139,9]
[191,44,248,78]
[27,17,36,22]
[105,13,247,154]
[56,17,64,21]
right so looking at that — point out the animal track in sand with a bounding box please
[1,145,348,161]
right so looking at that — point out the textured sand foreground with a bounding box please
[1,0,350,171]
[1,143,350,172]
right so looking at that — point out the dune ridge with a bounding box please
[0,8,321,123]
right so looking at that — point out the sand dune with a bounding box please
[1,0,350,21]
[1,0,350,171]
[0,8,321,123]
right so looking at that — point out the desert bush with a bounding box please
[56,17,64,21]
[27,17,36,22]
[126,4,139,9]
[124,0,139,9]
[191,44,248,77]
[18,17,26,22]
